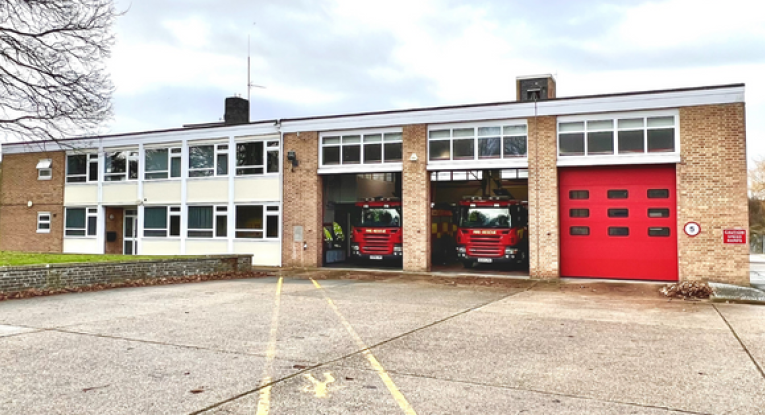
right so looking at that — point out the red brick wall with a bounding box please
[677,103,748,285]
[0,151,66,252]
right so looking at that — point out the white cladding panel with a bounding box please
[186,240,228,255]
[187,179,229,203]
[143,181,182,204]
[234,177,280,202]
[140,239,182,255]
[234,241,280,266]
[64,185,98,206]
[63,238,101,254]
[102,183,139,205]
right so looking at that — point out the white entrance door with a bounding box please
[124,209,138,255]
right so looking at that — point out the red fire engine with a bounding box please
[350,198,403,262]
[455,196,528,268]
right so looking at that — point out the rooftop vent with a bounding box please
[224,96,250,125]
[516,75,556,102]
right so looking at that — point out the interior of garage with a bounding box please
[430,169,530,276]
[321,172,403,270]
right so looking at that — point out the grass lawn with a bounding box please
[0,251,184,267]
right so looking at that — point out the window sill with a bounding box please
[426,158,528,171]
[36,230,51,234]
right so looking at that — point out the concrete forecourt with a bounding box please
[1,272,763,414]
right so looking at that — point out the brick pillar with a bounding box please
[527,116,559,279]
[402,124,430,272]
[677,104,748,285]
[282,132,323,268]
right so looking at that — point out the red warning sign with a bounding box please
[723,229,746,244]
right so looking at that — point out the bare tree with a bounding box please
[0,0,117,142]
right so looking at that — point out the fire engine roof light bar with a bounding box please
[461,196,511,201]
[360,197,401,202]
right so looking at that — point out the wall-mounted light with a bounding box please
[27,200,33,207]
[409,153,418,162]
[287,151,299,167]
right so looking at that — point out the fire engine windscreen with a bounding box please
[460,207,512,228]
[359,208,401,227]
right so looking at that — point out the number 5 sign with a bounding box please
[684,222,701,237]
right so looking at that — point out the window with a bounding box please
[559,114,676,157]
[428,124,527,161]
[145,147,181,180]
[66,153,98,183]
[608,208,629,218]
[648,227,671,237]
[321,132,401,167]
[104,151,138,181]
[144,206,181,237]
[187,206,228,238]
[236,140,279,175]
[607,190,629,199]
[65,207,97,237]
[570,226,590,235]
[608,227,629,236]
[37,159,52,180]
[648,208,670,218]
[647,189,669,198]
[569,209,589,218]
[37,212,51,233]
[569,190,589,199]
[235,205,280,239]
[189,143,228,177]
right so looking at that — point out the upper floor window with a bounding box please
[559,114,677,157]
[428,124,527,161]
[66,153,98,183]
[36,159,52,180]
[104,151,138,181]
[321,132,402,166]
[189,143,229,177]
[236,140,279,175]
[145,147,181,180]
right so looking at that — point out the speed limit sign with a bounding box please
[684,222,701,237]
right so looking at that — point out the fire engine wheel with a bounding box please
[462,260,473,269]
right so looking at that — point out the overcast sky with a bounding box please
[107,0,765,164]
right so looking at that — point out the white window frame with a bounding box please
[36,159,52,181]
[319,128,403,169]
[65,153,98,183]
[234,204,280,240]
[186,205,229,239]
[426,120,528,170]
[64,207,97,238]
[37,212,51,233]
[235,139,280,176]
[188,142,229,178]
[103,149,139,182]
[144,146,182,180]
[556,110,680,167]
[143,206,182,238]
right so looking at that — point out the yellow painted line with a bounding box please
[311,279,417,415]
[256,277,283,415]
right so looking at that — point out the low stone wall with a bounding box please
[0,255,252,293]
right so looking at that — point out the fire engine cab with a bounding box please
[455,196,528,268]
[350,198,403,262]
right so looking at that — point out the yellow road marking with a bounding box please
[256,277,283,415]
[311,279,417,415]
[302,372,336,398]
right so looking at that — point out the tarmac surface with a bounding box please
[1,271,764,414]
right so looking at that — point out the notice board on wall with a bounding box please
[723,229,746,244]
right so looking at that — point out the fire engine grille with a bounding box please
[467,234,503,257]
[360,233,393,255]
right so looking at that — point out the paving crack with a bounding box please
[712,304,765,380]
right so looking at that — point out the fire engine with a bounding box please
[455,196,528,268]
[350,198,403,262]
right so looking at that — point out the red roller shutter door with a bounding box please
[559,165,677,281]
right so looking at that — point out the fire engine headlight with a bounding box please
[393,244,403,252]
[351,243,359,251]
[457,246,466,253]
[505,247,518,255]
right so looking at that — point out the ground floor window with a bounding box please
[235,205,279,239]
[65,207,97,236]
[37,212,51,233]
[187,205,228,238]
[144,206,181,237]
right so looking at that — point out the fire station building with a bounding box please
[0,77,749,285]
